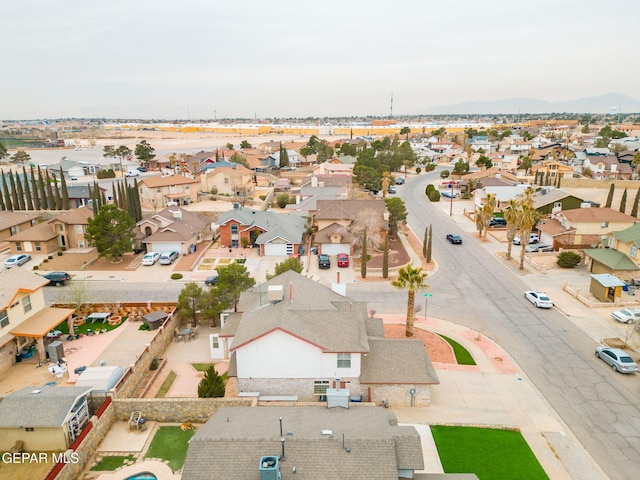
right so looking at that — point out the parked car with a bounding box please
[141,252,161,265]
[205,275,219,286]
[513,234,539,245]
[43,271,71,286]
[611,308,640,324]
[310,246,318,255]
[318,254,331,269]
[159,251,179,265]
[395,177,405,185]
[4,254,31,269]
[525,243,552,253]
[595,346,638,373]
[125,170,140,177]
[524,290,553,308]
[388,185,396,194]
[298,245,305,255]
[441,190,456,198]
[137,166,148,172]
[446,234,462,244]
[337,253,349,267]
[488,218,507,228]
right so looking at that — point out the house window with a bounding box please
[35,243,41,251]
[10,225,18,235]
[602,222,609,229]
[0,310,8,328]
[57,224,64,233]
[75,225,83,234]
[211,337,219,349]
[337,353,351,368]
[23,295,32,313]
[25,427,35,432]
[15,243,22,251]
[231,225,238,235]
[631,246,637,258]
[78,240,85,248]
[185,185,189,190]
[156,188,161,193]
[608,236,616,248]
[314,380,330,395]
[224,178,229,184]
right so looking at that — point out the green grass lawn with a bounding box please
[191,363,212,372]
[431,426,548,480]
[438,334,476,365]
[90,455,136,471]
[57,318,126,336]
[145,426,195,471]
[156,370,177,398]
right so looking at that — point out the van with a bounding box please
[125,170,139,177]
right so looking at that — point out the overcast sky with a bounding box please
[2,0,639,119]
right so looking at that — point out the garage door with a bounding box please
[264,243,291,256]
[321,243,350,256]
[151,242,182,253]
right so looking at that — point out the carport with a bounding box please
[9,307,75,363]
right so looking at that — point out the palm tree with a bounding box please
[503,199,520,260]
[391,265,429,337]
[518,203,540,270]
[381,171,391,199]
[466,177,479,193]
[481,193,496,239]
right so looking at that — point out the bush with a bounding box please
[259,195,267,201]
[149,357,159,371]
[61,246,67,252]
[428,190,441,202]
[557,251,581,268]
[171,273,183,280]
[276,193,290,208]
[57,251,63,256]
[48,255,53,260]
[440,169,450,179]
[425,184,435,195]
[42,259,48,263]
[210,187,218,195]
[33,265,39,270]
[415,167,422,174]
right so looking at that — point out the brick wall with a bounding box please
[367,384,431,407]
[112,397,254,423]
[238,377,360,402]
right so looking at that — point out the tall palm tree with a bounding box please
[503,199,521,260]
[381,171,391,199]
[391,265,429,337]
[481,193,496,239]
[518,203,540,270]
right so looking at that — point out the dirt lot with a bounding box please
[36,251,144,272]
[384,323,455,363]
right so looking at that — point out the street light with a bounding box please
[422,293,432,320]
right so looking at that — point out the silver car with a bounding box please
[611,308,640,324]
[595,346,638,373]
[159,251,179,265]
[5,254,31,268]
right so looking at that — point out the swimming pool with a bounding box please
[125,473,157,480]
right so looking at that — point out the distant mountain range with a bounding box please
[419,93,640,115]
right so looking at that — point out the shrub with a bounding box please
[440,169,450,179]
[48,255,53,260]
[42,259,48,263]
[57,251,63,256]
[171,273,183,280]
[557,251,581,268]
[198,364,226,398]
[259,195,267,201]
[427,187,441,202]
[210,187,218,195]
[415,167,422,174]
[33,265,39,270]
[425,184,435,196]
[149,357,159,371]
[276,193,290,208]
[61,246,67,252]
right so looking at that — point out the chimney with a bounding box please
[311,175,318,187]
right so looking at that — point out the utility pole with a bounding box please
[390,92,393,119]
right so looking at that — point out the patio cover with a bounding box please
[9,307,74,338]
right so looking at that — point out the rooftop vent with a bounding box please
[267,285,284,303]
[172,210,182,220]
[259,456,280,480]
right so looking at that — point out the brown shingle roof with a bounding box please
[48,205,93,225]
[0,269,48,309]
[141,174,199,188]
[561,207,637,223]
[9,221,56,241]
[315,200,388,230]
[0,212,40,230]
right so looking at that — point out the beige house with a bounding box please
[312,162,353,177]
[9,206,93,254]
[530,160,574,182]
[0,212,40,242]
[584,224,640,277]
[553,207,638,245]
[200,165,255,196]
[134,207,212,255]
[0,268,74,374]
[138,174,199,210]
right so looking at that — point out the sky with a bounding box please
[1,0,639,120]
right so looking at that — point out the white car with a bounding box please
[611,308,640,324]
[513,234,539,245]
[524,290,553,308]
[141,252,161,265]
[125,170,140,177]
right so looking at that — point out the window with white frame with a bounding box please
[0,309,8,328]
[15,243,22,251]
[35,243,41,251]
[10,225,18,235]
[337,353,351,368]
[22,295,32,313]
[314,380,330,395]
[608,236,616,248]
[75,225,83,234]
[78,240,85,248]
[631,245,637,258]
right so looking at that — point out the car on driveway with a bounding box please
[388,185,396,194]
[43,271,71,286]
[125,170,140,177]
[595,346,638,373]
[611,308,640,324]
[441,190,456,198]
[525,243,552,253]
[205,275,219,286]
[159,251,179,265]
[513,234,539,245]
[141,252,161,265]
[488,218,507,228]
[318,254,331,269]
[446,234,462,244]
[524,290,553,308]
[5,254,31,269]
[337,253,349,267]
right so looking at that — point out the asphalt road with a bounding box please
[394,170,639,480]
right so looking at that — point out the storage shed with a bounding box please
[589,274,626,303]
[75,366,124,394]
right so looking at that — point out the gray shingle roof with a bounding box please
[0,386,92,427]
[217,207,306,244]
[360,338,440,384]
[232,271,369,353]
[182,406,424,480]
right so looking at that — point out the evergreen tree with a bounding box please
[85,204,135,261]
[37,166,48,209]
[279,142,290,168]
[9,173,19,209]
[14,172,25,210]
[422,226,428,259]
[620,188,628,214]
[132,179,142,221]
[111,184,118,208]
[0,178,5,211]
[60,168,70,210]
[2,174,13,211]
[361,228,368,279]
[52,175,62,210]
[382,233,389,279]
[89,184,98,215]
[100,187,107,206]
[197,364,226,398]
[30,167,40,210]
[45,170,55,209]
[631,188,640,217]
[426,224,433,263]
[118,181,127,210]
[23,167,34,210]
[605,183,615,208]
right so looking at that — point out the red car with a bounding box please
[337,253,349,267]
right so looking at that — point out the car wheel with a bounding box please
[627,319,633,324]
[612,364,618,372]
[55,282,62,287]
[595,351,600,358]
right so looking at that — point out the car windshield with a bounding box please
[539,295,550,301]
[620,356,635,363]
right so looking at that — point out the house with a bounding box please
[220,271,438,405]
[530,160,574,185]
[552,207,638,246]
[134,207,212,255]
[583,155,633,180]
[314,199,389,255]
[487,153,518,171]
[138,174,199,210]
[0,268,74,373]
[473,186,527,211]
[182,406,425,480]
[312,162,354,177]
[584,223,640,277]
[200,164,255,197]
[66,184,108,209]
[301,174,352,188]
[508,141,532,155]
[468,136,492,153]
[264,149,300,169]
[216,205,306,255]
[533,188,585,215]
[0,211,40,242]
[9,206,93,254]
[0,386,92,451]
[48,158,86,179]
[460,167,518,188]
[536,218,577,249]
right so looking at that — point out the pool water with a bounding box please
[125,473,157,480]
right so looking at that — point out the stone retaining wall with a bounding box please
[112,397,254,423]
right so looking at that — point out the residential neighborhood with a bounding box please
[0,117,640,480]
